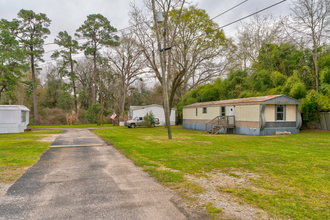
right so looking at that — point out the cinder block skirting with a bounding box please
[260,127,299,135]
[183,123,299,136]
[183,123,206,131]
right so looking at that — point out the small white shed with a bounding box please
[0,105,30,134]
[131,104,176,125]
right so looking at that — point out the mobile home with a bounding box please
[0,105,30,134]
[131,104,176,125]
[183,95,302,135]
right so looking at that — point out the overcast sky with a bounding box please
[0,0,293,66]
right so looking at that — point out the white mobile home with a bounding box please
[0,105,30,134]
[183,95,302,135]
[131,104,176,125]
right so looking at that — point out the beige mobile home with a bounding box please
[183,95,302,135]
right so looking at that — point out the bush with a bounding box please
[78,109,89,124]
[300,90,330,122]
[38,108,68,125]
[320,83,330,96]
[85,104,101,125]
[320,67,330,84]
[143,111,156,128]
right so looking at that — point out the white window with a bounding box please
[21,111,26,122]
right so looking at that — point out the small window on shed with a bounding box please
[203,107,207,114]
[276,105,285,121]
[196,108,198,116]
[221,106,226,116]
[21,111,26,122]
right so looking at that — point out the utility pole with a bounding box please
[152,0,172,139]
[100,73,104,126]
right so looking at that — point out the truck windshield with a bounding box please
[133,117,139,120]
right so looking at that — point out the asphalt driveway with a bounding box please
[0,129,203,219]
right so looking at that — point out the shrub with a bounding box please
[66,110,78,125]
[300,90,330,122]
[78,109,89,124]
[85,104,101,125]
[143,111,155,128]
[38,108,68,125]
[320,83,330,97]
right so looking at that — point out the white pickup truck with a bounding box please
[125,117,160,128]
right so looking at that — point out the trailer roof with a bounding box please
[132,104,176,111]
[184,95,300,108]
[0,105,29,111]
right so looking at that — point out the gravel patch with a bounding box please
[185,172,270,220]
[155,166,272,219]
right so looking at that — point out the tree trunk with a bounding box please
[71,62,78,114]
[92,51,96,105]
[31,51,38,124]
[121,84,126,121]
[313,48,319,92]
[0,85,6,100]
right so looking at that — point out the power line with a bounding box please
[193,0,248,32]
[163,0,287,51]
[42,1,245,53]
[41,1,286,63]
[42,1,247,52]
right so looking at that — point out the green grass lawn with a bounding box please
[93,126,330,219]
[0,130,62,184]
[28,124,113,129]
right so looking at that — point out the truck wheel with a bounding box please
[131,123,135,128]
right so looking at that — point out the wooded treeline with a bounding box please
[1,0,329,124]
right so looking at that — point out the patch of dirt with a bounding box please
[156,166,272,220]
[0,183,12,197]
[194,141,212,144]
[158,167,181,172]
[184,171,270,220]
[37,134,60,142]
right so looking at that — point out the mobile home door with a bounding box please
[228,106,235,125]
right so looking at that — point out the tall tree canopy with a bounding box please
[285,0,330,92]
[0,20,28,100]
[168,5,229,107]
[16,9,51,124]
[52,31,80,113]
[75,14,119,105]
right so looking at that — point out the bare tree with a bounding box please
[107,32,145,120]
[129,0,185,134]
[235,14,285,71]
[75,58,94,110]
[284,0,330,91]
